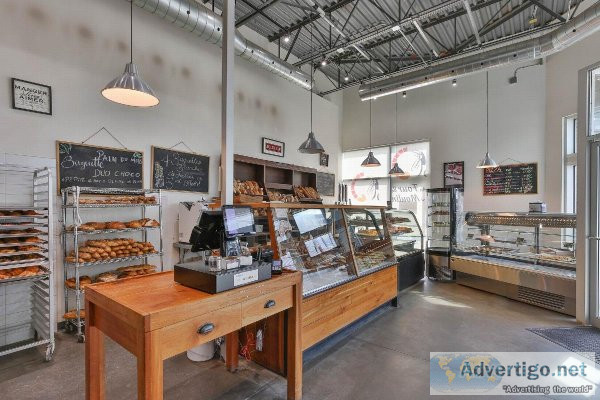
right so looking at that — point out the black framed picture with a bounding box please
[319,153,329,167]
[444,161,464,188]
[11,78,52,115]
[262,137,285,157]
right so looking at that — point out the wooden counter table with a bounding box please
[84,270,302,400]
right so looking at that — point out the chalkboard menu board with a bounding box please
[151,146,209,193]
[483,163,538,195]
[316,172,335,197]
[56,141,144,192]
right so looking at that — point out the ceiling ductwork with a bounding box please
[359,2,600,101]
[131,0,312,90]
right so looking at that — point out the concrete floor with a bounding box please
[0,280,578,400]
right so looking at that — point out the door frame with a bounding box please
[578,60,600,325]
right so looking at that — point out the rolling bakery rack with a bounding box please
[0,165,55,361]
[61,187,163,342]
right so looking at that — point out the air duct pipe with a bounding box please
[359,2,600,100]
[131,0,312,90]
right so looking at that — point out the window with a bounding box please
[563,116,577,214]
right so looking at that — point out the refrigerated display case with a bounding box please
[385,209,424,290]
[451,212,576,315]
[426,188,463,281]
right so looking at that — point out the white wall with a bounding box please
[0,0,341,318]
[342,62,547,212]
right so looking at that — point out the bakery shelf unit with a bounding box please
[0,165,55,362]
[61,187,163,342]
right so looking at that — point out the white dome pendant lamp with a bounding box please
[362,60,381,167]
[102,0,159,107]
[477,72,497,169]
[298,25,325,154]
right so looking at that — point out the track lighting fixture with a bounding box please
[452,79,457,87]
[402,91,407,98]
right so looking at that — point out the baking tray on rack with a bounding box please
[65,252,162,267]
[0,269,49,285]
[63,203,159,209]
[0,232,48,239]
[64,226,160,235]
[0,215,48,221]
[0,223,48,230]
[0,255,47,266]
[0,259,48,270]
[0,249,47,258]
[0,206,49,211]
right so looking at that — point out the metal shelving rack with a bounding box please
[0,165,55,361]
[61,187,163,342]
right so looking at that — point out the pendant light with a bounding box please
[476,72,497,169]
[389,93,408,177]
[362,60,381,167]
[298,25,325,154]
[102,0,159,107]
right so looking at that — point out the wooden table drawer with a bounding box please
[241,286,293,326]
[158,303,241,359]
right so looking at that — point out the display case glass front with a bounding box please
[384,209,424,258]
[271,206,356,296]
[453,212,576,278]
[344,208,396,275]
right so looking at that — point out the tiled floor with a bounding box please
[0,280,578,399]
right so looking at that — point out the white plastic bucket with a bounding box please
[186,341,215,362]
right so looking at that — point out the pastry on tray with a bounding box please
[0,265,43,280]
[63,310,85,320]
[65,276,93,289]
[96,271,118,283]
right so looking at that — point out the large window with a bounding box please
[342,141,430,227]
[563,116,577,214]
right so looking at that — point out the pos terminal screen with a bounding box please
[223,206,255,238]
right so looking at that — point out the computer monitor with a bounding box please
[190,210,224,252]
[222,206,255,238]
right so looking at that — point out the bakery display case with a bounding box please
[385,209,425,290]
[61,187,164,342]
[452,212,576,315]
[426,188,463,281]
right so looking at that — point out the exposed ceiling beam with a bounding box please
[236,0,282,27]
[412,20,439,57]
[268,0,356,42]
[237,0,286,30]
[285,26,303,61]
[454,0,534,52]
[462,0,482,45]
[529,0,567,22]
[296,0,504,67]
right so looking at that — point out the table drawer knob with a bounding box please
[197,323,215,335]
[264,300,276,309]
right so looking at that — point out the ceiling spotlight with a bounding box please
[452,79,457,87]
[344,76,349,82]
[402,91,407,98]
[283,35,290,43]
[321,59,328,66]
[391,25,401,32]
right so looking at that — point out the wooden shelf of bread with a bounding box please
[234,179,265,203]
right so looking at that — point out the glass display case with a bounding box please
[270,205,396,297]
[426,188,463,280]
[384,209,424,258]
[452,212,576,315]
[345,208,397,276]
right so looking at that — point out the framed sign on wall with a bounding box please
[319,153,329,167]
[443,161,464,188]
[262,137,285,157]
[12,78,52,115]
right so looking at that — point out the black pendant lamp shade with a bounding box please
[362,151,381,167]
[299,26,325,154]
[388,93,408,176]
[362,66,381,167]
[102,0,159,107]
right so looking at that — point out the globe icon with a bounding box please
[430,353,503,393]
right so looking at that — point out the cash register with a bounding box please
[174,206,272,293]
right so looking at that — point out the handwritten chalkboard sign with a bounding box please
[56,141,143,193]
[151,146,209,193]
[483,163,538,195]
[316,172,335,197]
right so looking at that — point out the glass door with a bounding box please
[585,65,600,326]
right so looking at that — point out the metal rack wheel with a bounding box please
[45,343,55,362]
[78,334,86,343]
